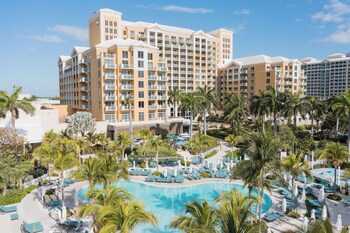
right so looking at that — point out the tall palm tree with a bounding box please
[265,86,286,135]
[73,158,103,190]
[223,93,249,136]
[307,218,348,233]
[216,189,262,233]
[43,129,59,143]
[284,90,309,128]
[53,152,79,205]
[133,128,154,158]
[192,134,218,159]
[123,97,134,138]
[225,134,242,156]
[147,135,169,171]
[234,130,280,219]
[282,154,312,209]
[0,86,35,130]
[197,85,218,135]
[179,93,204,139]
[169,200,219,233]
[332,90,350,152]
[319,142,349,189]
[112,132,133,158]
[306,97,325,136]
[33,142,57,182]
[167,88,182,118]
[251,90,270,132]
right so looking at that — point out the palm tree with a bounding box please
[148,135,169,171]
[134,128,154,158]
[73,158,104,190]
[284,90,309,128]
[216,189,262,233]
[192,134,218,159]
[307,218,348,233]
[306,97,325,136]
[251,90,270,132]
[223,93,249,136]
[265,86,285,135]
[225,134,242,156]
[169,200,219,233]
[33,142,57,182]
[43,129,58,143]
[179,93,204,139]
[53,152,79,205]
[319,142,349,189]
[0,86,35,129]
[332,90,350,152]
[123,96,134,138]
[112,132,132,158]
[197,85,218,135]
[282,154,312,209]
[234,130,280,219]
[167,88,182,118]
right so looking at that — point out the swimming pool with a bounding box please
[77,181,272,233]
[312,168,349,185]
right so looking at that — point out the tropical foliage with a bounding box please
[67,111,96,137]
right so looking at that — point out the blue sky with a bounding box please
[0,0,350,97]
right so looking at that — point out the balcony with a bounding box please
[149,105,157,110]
[121,106,134,111]
[104,63,116,69]
[148,65,157,70]
[79,77,90,82]
[158,86,167,90]
[104,74,116,79]
[105,106,116,111]
[104,85,116,90]
[120,64,134,69]
[79,58,91,64]
[158,105,167,109]
[158,96,167,100]
[79,67,90,73]
[120,74,134,80]
[158,117,167,120]
[158,76,167,81]
[158,58,167,63]
[98,53,115,59]
[105,96,116,101]
[80,87,89,92]
[121,85,134,90]
[81,104,91,109]
[149,75,157,80]
[158,67,167,72]
[148,86,157,90]
[149,96,157,100]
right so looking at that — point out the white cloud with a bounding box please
[50,25,88,41]
[311,0,350,23]
[324,25,350,43]
[27,34,64,43]
[227,23,246,34]
[294,18,304,23]
[233,9,250,15]
[134,4,213,14]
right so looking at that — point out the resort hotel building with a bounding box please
[58,8,233,126]
[301,53,350,99]
[218,55,307,101]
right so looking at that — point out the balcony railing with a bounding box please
[120,74,134,80]
[80,87,89,91]
[158,76,167,81]
[148,86,157,90]
[158,96,167,100]
[104,85,116,90]
[120,64,133,69]
[121,85,134,90]
[98,53,115,59]
[158,67,167,72]
[149,96,157,100]
[79,77,90,82]
[105,106,116,111]
[105,96,116,101]
[158,105,167,109]
[104,74,116,79]
[158,86,167,90]
[104,63,117,69]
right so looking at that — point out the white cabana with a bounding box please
[288,179,293,190]
[318,186,325,202]
[302,216,309,232]
[283,174,288,182]
[293,183,299,197]
[301,189,306,202]
[174,169,177,177]
[178,160,181,169]
[74,191,79,207]
[61,206,67,219]
[282,198,287,213]
[321,205,327,221]
[124,154,128,161]
[133,161,136,170]
[310,209,316,220]
[304,154,308,163]
[336,214,342,231]
[164,169,167,177]
[145,160,149,169]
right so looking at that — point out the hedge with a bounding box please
[0,185,37,205]
[205,150,218,159]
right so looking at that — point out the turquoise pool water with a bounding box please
[77,181,272,233]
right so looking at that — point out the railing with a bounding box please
[23,174,48,188]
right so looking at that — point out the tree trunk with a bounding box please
[129,108,132,138]
[347,117,350,153]
[294,110,297,129]
[156,151,159,172]
[334,167,337,190]
[336,118,339,136]
[259,185,264,220]
[291,178,295,210]
[203,110,207,135]
[310,112,314,136]
[190,113,193,139]
[47,164,51,182]
[274,113,277,136]
[174,102,176,118]
[262,115,265,132]
[11,109,16,130]
[61,173,65,206]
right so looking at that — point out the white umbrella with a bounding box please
[301,189,306,202]
[145,160,149,169]
[283,173,288,182]
[174,169,177,177]
[336,214,342,231]
[303,216,309,232]
[184,159,187,168]
[124,154,128,161]
[338,167,341,186]
[61,206,67,219]
[74,191,79,207]
[310,209,316,220]
[318,186,325,202]
[227,165,231,171]
[230,160,233,168]
[282,198,287,213]
[267,227,272,233]
[133,161,136,170]
[293,183,299,197]
[221,162,224,169]
[321,205,327,221]
[288,179,293,190]
[178,160,181,169]
[304,154,308,163]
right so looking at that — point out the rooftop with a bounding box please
[220,55,301,68]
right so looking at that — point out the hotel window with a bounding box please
[105,28,108,33]
[122,113,130,121]
[114,21,117,27]
[109,36,113,40]
[138,71,144,78]
[105,36,108,40]
[122,51,128,58]
[138,101,144,108]
[138,91,144,98]
[138,61,144,68]
[149,112,155,120]
[139,112,144,121]
[109,29,113,33]
[123,30,126,36]
[148,53,153,60]
[138,51,144,59]
[114,29,117,34]
[105,20,108,26]
[109,21,113,26]
[138,81,144,88]
[266,79,270,84]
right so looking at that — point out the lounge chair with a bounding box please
[263,211,285,222]
[22,221,44,233]
[324,187,336,193]
[0,205,17,213]
[344,199,350,206]
[58,219,83,231]
[11,213,18,220]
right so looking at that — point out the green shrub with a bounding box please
[180,159,191,166]
[287,210,300,219]
[205,150,217,159]
[0,185,37,205]
[327,194,342,201]
[200,173,210,178]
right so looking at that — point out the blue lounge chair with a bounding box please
[308,200,323,208]
[263,211,285,222]
[0,205,17,213]
[11,213,18,220]
[22,221,44,233]
[344,199,350,206]
[324,187,336,193]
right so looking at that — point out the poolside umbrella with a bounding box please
[178,160,182,169]
[310,209,316,220]
[303,217,309,232]
[283,173,288,182]
[74,190,79,207]
[62,206,67,219]
[293,183,299,197]
[338,167,341,186]
[230,160,233,168]
[133,161,136,170]
[288,179,293,190]
[336,214,342,231]
[145,160,149,169]
[124,154,128,160]
[184,159,187,168]
[267,228,272,233]
[318,186,324,202]
[164,169,167,177]
[321,205,327,221]
[282,198,287,213]
[301,189,306,202]
[174,169,177,177]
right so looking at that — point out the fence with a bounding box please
[23,174,48,188]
